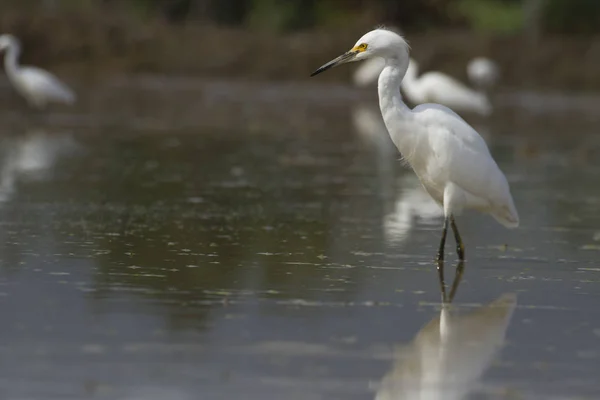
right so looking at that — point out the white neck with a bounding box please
[377,56,418,160]
[400,59,427,105]
[3,43,21,79]
[404,59,419,83]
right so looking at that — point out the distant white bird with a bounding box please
[353,57,386,88]
[0,34,75,109]
[375,293,517,400]
[402,58,492,116]
[354,56,495,116]
[311,28,518,262]
[467,57,500,91]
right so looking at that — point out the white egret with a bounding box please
[311,28,519,262]
[467,57,500,91]
[0,34,75,109]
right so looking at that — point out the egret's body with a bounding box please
[467,57,500,91]
[311,29,518,262]
[0,34,75,109]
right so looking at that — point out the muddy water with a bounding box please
[0,79,598,399]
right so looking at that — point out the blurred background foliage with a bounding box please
[0,0,598,35]
[0,0,597,91]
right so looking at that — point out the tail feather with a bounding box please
[492,201,519,228]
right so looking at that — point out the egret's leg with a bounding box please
[448,260,465,303]
[436,217,449,263]
[450,216,465,260]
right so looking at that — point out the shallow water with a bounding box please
[0,79,599,399]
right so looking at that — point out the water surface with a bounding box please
[0,79,598,399]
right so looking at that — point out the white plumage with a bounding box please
[311,28,518,262]
[398,102,517,228]
[0,34,75,109]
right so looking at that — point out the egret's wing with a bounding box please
[420,72,491,115]
[413,105,512,209]
[20,66,76,104]
[414,103,490,155]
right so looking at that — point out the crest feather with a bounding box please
[371,24,411,50]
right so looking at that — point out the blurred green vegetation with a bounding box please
[455,0,524,33]
[0,0,598,35]
[542,0,600,34]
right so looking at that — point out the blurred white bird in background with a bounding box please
[353,57,387,88]
[311,28,519,263]
[375,293,517,400]
[402,58,492,116]
[354,52,497,116]
[467,57,501,91]
[0,34,75,109]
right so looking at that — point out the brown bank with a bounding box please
[0,11,598,92]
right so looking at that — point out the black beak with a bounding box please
[310,51,357,77]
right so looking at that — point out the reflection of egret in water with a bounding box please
[350,104,444,244]
[351,103,397,201]
[383,174,443,245]
[375,291,517,400]
[0,129,79,202]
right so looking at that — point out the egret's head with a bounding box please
[0,34,18,52]
[311,28,409,77]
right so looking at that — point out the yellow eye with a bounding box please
[353,43,368,52]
